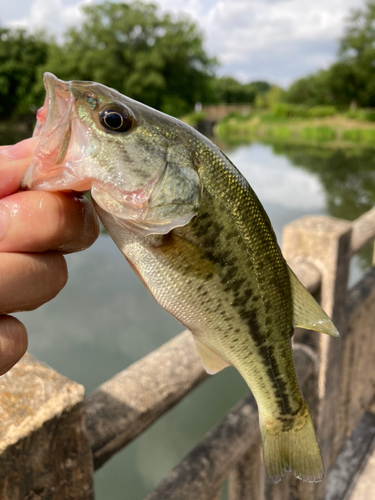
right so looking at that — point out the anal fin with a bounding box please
[288,266,339,337]
[193,336,231,375]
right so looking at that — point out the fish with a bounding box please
[22,72,339,483]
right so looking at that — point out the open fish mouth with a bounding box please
[22,73,91,192]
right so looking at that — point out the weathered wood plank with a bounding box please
[85,330,208,470]
[210,489,223,500]
[228,442,264,500]
[337,268,375,450]
[350,207,375,256]
[286,257,321,294]
[326,411,375,500]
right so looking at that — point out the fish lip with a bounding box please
[34,73,71,135]
[22,73,84,191]
[43,72,57,132]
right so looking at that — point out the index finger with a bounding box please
[0,137,40,198]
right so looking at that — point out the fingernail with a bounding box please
[0,205,10,241]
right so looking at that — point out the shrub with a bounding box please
[361,129,375,142]
[346,108,375,122]
[300,126,336,141]
[343,128,375,143]
[271,103,309,118]
[266,127,292,140]
[307,106,337,118]
[342,129,363,141]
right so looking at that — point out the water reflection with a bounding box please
[271,145,375,222]
[269,144,375,269]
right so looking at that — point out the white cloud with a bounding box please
[202,0,363,83]
[230,143,325,211]
[4,0,91,36]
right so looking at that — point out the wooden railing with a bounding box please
[2,208,375,499]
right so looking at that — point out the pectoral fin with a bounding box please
[288,267,339,337]
[193,335,231,374]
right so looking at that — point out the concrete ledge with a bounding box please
[0,354,93,499]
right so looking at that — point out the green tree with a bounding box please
[286,63,364,108]
[255,84,284,109]
[285,0,375,108]
[40,1,216,116]
[212,76,256,104]
[210,76,272,105]
[284,72,328,106]
[0,28,48,119]
[337,0,375,107]
[251,81,271,94]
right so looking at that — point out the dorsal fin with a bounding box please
[288,266,339,337]
[193,335,231,374]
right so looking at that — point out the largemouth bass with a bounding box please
[22,73,338,483]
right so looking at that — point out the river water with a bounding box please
[15,141,375,499]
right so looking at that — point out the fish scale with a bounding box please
[22,72,339,483]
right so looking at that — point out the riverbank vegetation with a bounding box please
[215,106,375,148]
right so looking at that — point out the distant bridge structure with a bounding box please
[200,103,253,122]
[202,104,254,122]
[194,103,253,135]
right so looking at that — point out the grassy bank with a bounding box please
[215,108,375,148]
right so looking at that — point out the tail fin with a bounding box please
[260,401,323,483]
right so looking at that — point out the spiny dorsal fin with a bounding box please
[288,266,339,337]
[193,335,231,374]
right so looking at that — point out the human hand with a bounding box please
[0,137,100,375]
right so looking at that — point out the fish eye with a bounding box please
[99,106,134,132]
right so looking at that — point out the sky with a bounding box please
[0,0,366,87]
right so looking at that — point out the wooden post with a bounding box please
[228,443,264,500]
[210,488,223,500]
[0,354,94,499]
[280,215,352,500]
[339,269,375,444]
